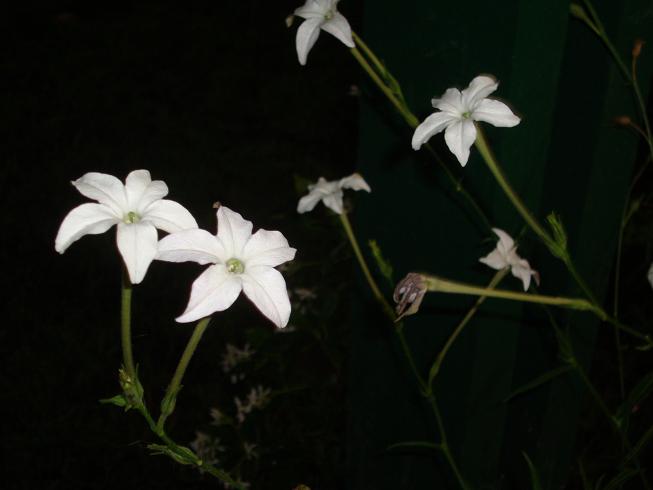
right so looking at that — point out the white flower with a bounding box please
[156,206,296,327]
[479,228,539,291]
[55,170,198,284]
[189,431,225,467]
[235,386,272,424]
[412,75,520,166]
[293,0,355,65]
[297,173,370,215]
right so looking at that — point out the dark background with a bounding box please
[2,1,363,488]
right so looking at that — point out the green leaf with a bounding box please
[601,467,638,490]
[99,394,128,409]
[386,440,441,452]
[504,365,573,402]
[522,452,543,490]
[614,371,653,429]
[623,422,653,464]
[368,239,394,287]
[147,443,197,466]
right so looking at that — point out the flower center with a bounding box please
[226,258,245,274]
[462,111,472,119]
[324,9,334,20]
[124,211,141,224]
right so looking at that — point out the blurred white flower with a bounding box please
[292,0,355,65]
[243,441,258,460]
[235,386,272,424]
[297,173,370,215]
[209,407,227,426]
[479,228,539,291]
[648,262,653,289]
[221,343,255,374]
[55,170,197,284]
[412,75,520,166]
[157,206,296,327]
[189,431,224,467]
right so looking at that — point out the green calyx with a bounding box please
[226,258,245,274]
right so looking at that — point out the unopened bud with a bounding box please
[285,14,295,28]
[614,115,632,126]
[633,38,645,59]
[393,273,427,320]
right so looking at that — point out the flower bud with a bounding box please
[633,38,645,59]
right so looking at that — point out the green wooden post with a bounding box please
[350,0,651,488]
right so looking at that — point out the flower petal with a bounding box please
[296,17,323,65]
[472,99,520,127]
[294,0,327,19]
[443,119,477,166]
[116,222,158,284]
[55,203,120,253]
[176,264,243,323]
[157,228,226,265]
[411,111,456,150]
[321,189,344,214]
[243,229,296,267]
[72,172,128,215]
[492,228,515,256]
[479,249,508,270]
[143,199,198,233]
[216,206,253,258]
[297,189,323,214]
[511,260,534,291]
[321,12,355,48]
[242,266,292,328]
[461,75,499,109]
[432,88,463,114]
[125,170,169,212]
[339,173,371,192]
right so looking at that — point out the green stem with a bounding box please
[427,270,507,388]
[349,34,492,232]
[474,128,555,250]
[157,317,212,430]
[339,212,395,320]
[121,269,136,379]
[427,395,471,490]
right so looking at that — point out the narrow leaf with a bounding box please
[614,371,653,428]
[522,452,543,490]
[504,365,573,402]
[602,467,638,490]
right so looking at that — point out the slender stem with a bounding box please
[474,128,554,249]
[157,317,212,430]
[427,270,507,388]
[351,31,388,84]
[121,269,136,379]
[349,35,493,231]
[631,49,653,165]
[341,214,469,489]
[426,395,471,490]
[339,212,395,319]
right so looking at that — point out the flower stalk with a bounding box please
[121,269,136,380]
[157,317,212,431]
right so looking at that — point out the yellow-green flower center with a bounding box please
[124,211,141,224]
[462,111,472,119]
[324,9,334,20]
[226,258,245,274]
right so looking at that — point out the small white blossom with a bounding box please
[297,173,370,215]
[292,0,355,65]
[210,407,227,426]
[157,206,296,327]
[55,170,197,283]
[235,386,272,424]
[412,75,520,166]
[189,431,225,467]
[479,228,539,291]
[221,343,255,375]
[243,441,258,460]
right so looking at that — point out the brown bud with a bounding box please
[614,115,632,126]
[393,273,427,321]
[633,39,645,59]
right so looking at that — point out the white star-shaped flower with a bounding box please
[156,206,296,327]
[297,173,370,215]
[293,0,355,65]
[412,75,521,166]
[55,170,198,284]
[479,228,539,291]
